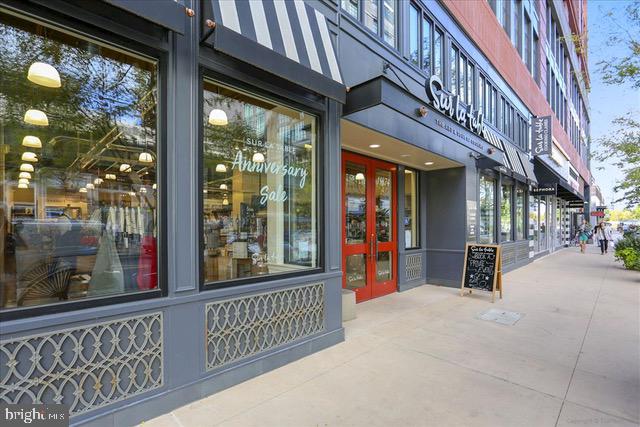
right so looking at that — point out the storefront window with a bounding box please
[1,14,159,311]
[529,195,539,251]
[516,187,525,240]
[501,184,512,242]
[539,196,547,251]
[202,81,318,284]
[479,175,495,244]
[404,169,419,248]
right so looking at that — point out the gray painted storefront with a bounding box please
[0,0,546,425]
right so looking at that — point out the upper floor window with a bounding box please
[409,3,419,65]
[422,16,432,72]
[343,0,396,47]
[450,45,458,94]
[434,29,444,80]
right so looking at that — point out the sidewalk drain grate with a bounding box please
[478,309,523,326]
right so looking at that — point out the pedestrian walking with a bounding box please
[577,219,592,254]
[593,221,613,255]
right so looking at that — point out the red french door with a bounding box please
[342,151,397,303]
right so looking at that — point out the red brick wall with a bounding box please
[442,0,591,183]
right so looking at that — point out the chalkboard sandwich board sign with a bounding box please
[460,244,503,302]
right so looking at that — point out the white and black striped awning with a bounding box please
[203,0,345,102]
[517,150,538,184]
[501,139,527,178]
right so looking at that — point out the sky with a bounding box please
[587,0,640,210]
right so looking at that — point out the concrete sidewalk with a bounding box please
[143,246,640,427]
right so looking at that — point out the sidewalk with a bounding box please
[144,246,640,427]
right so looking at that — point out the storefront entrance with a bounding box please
[342,151,397,303]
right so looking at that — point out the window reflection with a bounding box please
[0,14,159,310]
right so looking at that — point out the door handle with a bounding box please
[373,233,378,259]
[369,234,374,259]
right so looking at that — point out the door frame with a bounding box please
[341,150,398,303]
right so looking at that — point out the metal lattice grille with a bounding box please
[405,254,422,281]
[205,283,325,371]
[0,313,163,416]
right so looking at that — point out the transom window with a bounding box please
[341,0,396,47]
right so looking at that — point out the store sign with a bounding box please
[425,75,484,138]
[531,184,557,196]
[591,211,605,217]
[531,116,552,156]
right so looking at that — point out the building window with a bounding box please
[501,184,513,242]
[342,0,359,19]
[404,169,419,249]
[479,175,496,244]
[467,63,474,105]
[516,187,525,240]
[434,28,444,80]
[524,14,532,73]
[342,0,396,47]
[382,0,396,46]
[450,45,458,94]
[458,54,466,103]
[202,80,318,285]
[364,0,378,33]
[422,15,432,73]
[0,13,160,312]
[491,88,498,125]
[478,75,485,116]
[529,195,539,251]
[409,3,419,66]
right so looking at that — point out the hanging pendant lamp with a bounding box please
[22,136,42,148]
[19,172,32,179]
[215,163,227,173]
[86,183,95,190]
[105,173,117,180]
[138,152,153,163]
[21,152,38,162]
[24,109,49,126]
[94,177,104,185]
[219,183,228,190]
[27,62,61,88]
[252,152,265,163]
[355,172,365,181]
[18,183,29,189]
[208,109,228,126]
[119,163,131,173]
[222,198,229,206]
[79,187,87,193]
[18,178,29,185]
[20,163,34,172]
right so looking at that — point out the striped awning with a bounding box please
[517,150,538,184]
[501,140,527,178]
[203,0,345,102]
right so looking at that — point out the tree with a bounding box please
[595,0,640,208]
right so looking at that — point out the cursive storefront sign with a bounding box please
[425,75,485,138]
[531,116,552,156]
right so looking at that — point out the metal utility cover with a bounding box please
[478,308,523,326]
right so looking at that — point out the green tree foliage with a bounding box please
[595,1,640,208]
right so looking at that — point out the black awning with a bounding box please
[103,0,186,34]
[202,0,345,103]
[534,158,584,201]
[517,150,538,185]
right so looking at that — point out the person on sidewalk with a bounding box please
[594,221,613,255]
[577,219,592,254]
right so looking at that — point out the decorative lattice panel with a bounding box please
[206,283,325,371]
[405,254,422,281]
[0,313,163,416]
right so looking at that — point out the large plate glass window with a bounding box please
[501,184,512,242]
[0,13,159,312]
[479,175,495,244]
[515,187,525,240]
[404,168,419,249]
[202,81,318,284]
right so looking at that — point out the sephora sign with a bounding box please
[425,75,485,137]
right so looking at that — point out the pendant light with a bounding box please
[20,163,34,172]
[18,178,29,185]
[219,183,228,190]
[86,183,95,190]
[152,183,157,190]
[138,152,153,163]
[222,197,229,206]
[208,109,228,126]
[119,163,131,173]
[304,144,312,150]
[19,172,32,179]
[21,152,38,162]
[128,191,136,197]
[79,187,87,193]
[105,173,116,180]
[18,183,28,189]
[252,152,265,163]
[24,109,49,126]
[215,164,227,173]
[27,62,61,88]
[94,177,104,185]
[140,187,147,194]
[355,172,365,181]
[22,136,42,148]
